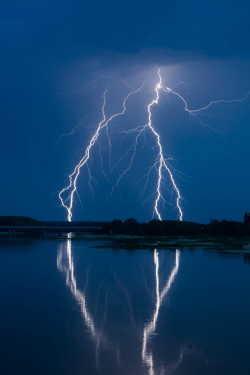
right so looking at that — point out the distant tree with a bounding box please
[111,219,123,233]
[124,218,137,225]
[0,216,42,226]
[211,219,219,224]
[248,213,250,223]
[244,212,248,224]
[123,218,139,234]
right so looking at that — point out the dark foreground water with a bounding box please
[0,238,250,375]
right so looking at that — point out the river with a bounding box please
[0,237,250,374]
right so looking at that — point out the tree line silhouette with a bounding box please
[103,215,250,237]
[244,212,250,224]
[1,214,250,237]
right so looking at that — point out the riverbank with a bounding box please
[2,233,249,250]
[86,234,250,250]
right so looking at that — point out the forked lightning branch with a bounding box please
[59,69,250,222]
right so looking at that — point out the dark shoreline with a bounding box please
[1,233,250,250]
[84,234,250,250]
[1,215,250,250]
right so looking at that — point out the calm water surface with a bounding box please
[0,238,250,375]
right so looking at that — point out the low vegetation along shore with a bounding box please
[87,234,250,250]
[1,215,250,250]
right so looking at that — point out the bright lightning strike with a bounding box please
[59,69,250,222]
[146,70,183,221]
[59,82,145,221]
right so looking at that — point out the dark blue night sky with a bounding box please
[1,0,250,223]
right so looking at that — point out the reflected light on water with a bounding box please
[142,249,180,375]
[57,239,207,374]
[57,234,121,370]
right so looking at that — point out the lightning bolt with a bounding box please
[58,81,145,221]
[146,70,183,220]
[59,69,250,222]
